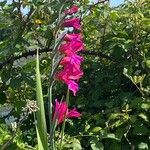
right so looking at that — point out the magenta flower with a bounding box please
[56,67,83,95]
[70,41,84,52]
[53,99,81,125]
[56,67,83,81]
[67,80,79,95]
[59,41,84,54]
[64,5,79,15]
[64,33,82,42]
[60,54,84,69]
[62,18,81,30]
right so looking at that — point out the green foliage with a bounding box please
[0,124,11,146]
[0,0,150,149]
[0,123,34,150]
[56,135,82,150]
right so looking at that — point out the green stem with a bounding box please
[48,82,53,131]
[48,1,72,149]
[48,1,65,130]
[50,119,58,150]
[48,65,55,150]
[59,88,70,149]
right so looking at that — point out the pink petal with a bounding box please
[59,41,84,54]
[71,41,84,52]
[64,5,79,15]
[69,70,83,80]
[67,108,81,118]
[60,54,84,69]
[64,33,82,42]
[59,43,73,54]
[67,80,79,96]
[53,99,68,124]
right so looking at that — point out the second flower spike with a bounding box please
[53,99,81,125]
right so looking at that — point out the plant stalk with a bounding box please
[59,88,70,149]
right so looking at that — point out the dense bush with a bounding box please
[0,0,149,149]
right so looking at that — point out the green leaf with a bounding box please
[105,133,120,141]
[145,60,150,68]
[71,139,82,150]
[139,113,148,122]
[138,142,148,149]
[91,142,104,150]
[35,49,48,150]
[0,23,10,29]
[133,123,149,135]
[123,67,133,77]
[110,11,119,21]
[91,127,102,133]
[132,75,146,84]
[141,103,150,111]
[90,137,104,150]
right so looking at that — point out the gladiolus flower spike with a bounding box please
[56,4,84,96]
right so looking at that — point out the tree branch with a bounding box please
[0,48,118,70]
[81,0,109,21]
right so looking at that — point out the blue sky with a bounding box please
[110,0,124,6]
[91,0,124,6]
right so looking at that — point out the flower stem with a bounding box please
[48,69,56,149]
[59,88,70,149]
[50,118,58,150]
